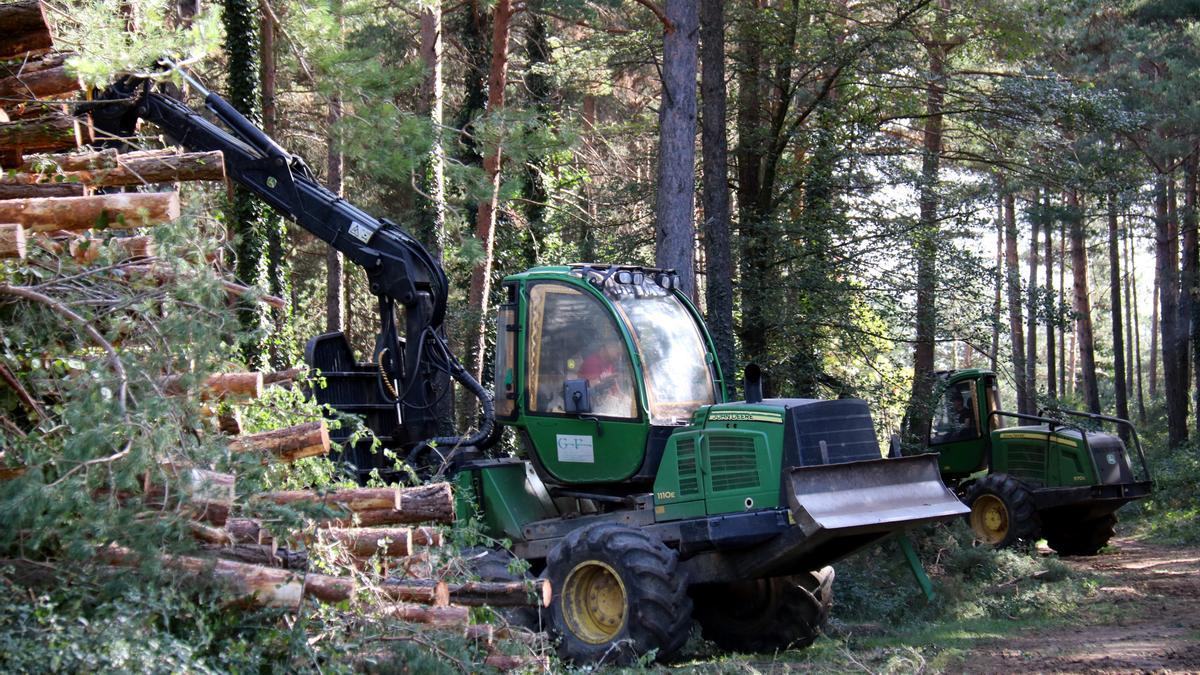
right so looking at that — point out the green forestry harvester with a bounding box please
[918,369,1153,554]
[95,65,969,664]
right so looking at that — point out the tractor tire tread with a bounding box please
[968,473,1041,548]
[547,522,692,665]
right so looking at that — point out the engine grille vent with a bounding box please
[676,437,699,497]
[708,436,760,492]
[1007,443,1046,485]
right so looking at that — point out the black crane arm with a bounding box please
[91,73,494,460]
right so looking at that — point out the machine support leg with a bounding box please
[898,534,935,601]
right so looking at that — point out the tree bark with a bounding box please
[1183,155,1200,436]
[1069,190,1100,413]
[654,0,700,298]
[0,53,79,101]
[1059,215,1067,395]
[1026,191,1040,410]
[466,0,514,390]
[320,527,414,558]
[1044,192,1057,401]
[417,1,454,433]
[1157,172,1188,446]
[1150,280,1159,398]
[1108,193,1129,435]
[904,0,949,442]
[0,192,180,232]
[990,199,1002,370]
[324,0,345,334]
[734,0,769,369]
[229,420,330,461]
[1125,211,1146,421]
[0,183,82,199]
[0,113,92,157]
[699,0,736,392]
[1004,188,1029,415]
[4,150,225,189]
[0,0,54,60]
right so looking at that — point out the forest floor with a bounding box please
[667,536,1200,674]
[952,538,1200,673]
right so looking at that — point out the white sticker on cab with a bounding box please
[557,434,594,463]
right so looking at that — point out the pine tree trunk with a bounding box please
[324,0,344,334]
[1157,172,1188,446]
[1059,215,1067,395]
[699,0,736,394]
[466,0,513,392]
[223,0,269,368]
[1183,156,1200,436]
[1108,193,1129,435]
[1126,211,1146,421]
[1005,188,1029,415]
[260,0,290,369]
[1026,191,1039,411]
[904,0,949,443]
[1044,191,1057,401]
[418,0,453,434]
[654,0,699,298]
[734,0,769,369]
[1069,190,1101,413]
[1150,281,1159,398]
[991,199,1002,371]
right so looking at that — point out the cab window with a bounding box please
[931,381,979,444]
[493,302,516,418]
[526,282,637,418]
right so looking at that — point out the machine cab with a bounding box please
[928,369,1001,479]
[493,265,725,487]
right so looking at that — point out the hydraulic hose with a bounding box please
[405,334,497,474]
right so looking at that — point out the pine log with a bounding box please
[0,192,180,233]
[18,148,118,172]
[300,572,450,606]
[445,579,551,608]
[464,623,495,646]
[5,150,225,188]
[0,113,90,157]
[483,653,550,672]
[395,482,455,524]
[0,53,78,101]
[165,371,263,399]
[0,182,83,199]
[220,278,287,309]
[144,468,235,526]
[262,367,304,387]
[217,410,242,435]
[320,527,413,558]
[0,1,54,60]
[67,234,156,264]
[0,466,27,480]
[230,420,329,461]
[226,517,275,547]
[101,546,305,610]
[385,603,470,627]
[0,223,26,259]
[258,485,400,513]
[188,521,233,546]
[412,526,443,547]
[206,544,307,570]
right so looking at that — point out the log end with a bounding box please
[0,223,26,259]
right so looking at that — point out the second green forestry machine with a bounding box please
[94,65,969,664]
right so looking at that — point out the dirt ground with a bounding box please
[959,538,1200,673]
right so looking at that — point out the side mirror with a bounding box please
[564,379,592,414]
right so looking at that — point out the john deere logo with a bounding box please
[1106,453,1117,465]
[709,411,783,424]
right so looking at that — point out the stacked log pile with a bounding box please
[0,7,550,669]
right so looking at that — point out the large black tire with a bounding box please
[967,473,1041,549]
[465,548,542,631]
[692,566,835,653]
[1045,513,1118,556]
[546,523,692,665]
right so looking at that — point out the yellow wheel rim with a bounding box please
[562,560,627,644]
[971,494,1010,545]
